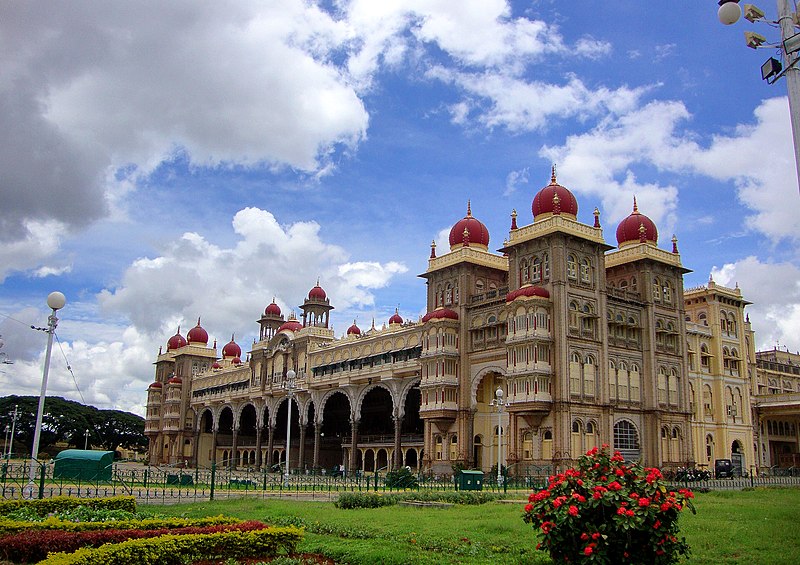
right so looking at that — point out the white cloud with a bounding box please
[711,257,800,352]
[0,220,71,283]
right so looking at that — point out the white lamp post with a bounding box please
[284,369,296,488]
[84,429,89,450]
[27,291,66,493]
[3,425,8,459]
[490,386,507,484]
[8,405,18,461]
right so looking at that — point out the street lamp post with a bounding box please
[490,386,507,485]
[84,429,89,450]
[284,369,296,489]
[27,291,66,494]
[719,0,800,192]
[3,425,8,459]
[8,405,18,461]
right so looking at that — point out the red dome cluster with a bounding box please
[347,320,361,335]
[168,375,182,385]
[532,167,578,219]
[506,285,550,302]
[448,201,490,250]
[422,307,459,322]
[148,381,163,389]
[167,328,187,351]
[187,318,208,345]
[212,362,222,370]
[616,198,658,247]
[222,335,242,359]
[265,299,281,316]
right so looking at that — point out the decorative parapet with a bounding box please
[298,326,335,339]
[426,246,508,274]
[509,215,606,247]
[605,242,685,269]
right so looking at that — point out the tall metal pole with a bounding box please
[8,405,18,460]
[777,0,800,192]
[3,425,8,459]
[27,292,65,495]
[84,429,89,450]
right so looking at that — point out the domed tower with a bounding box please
[531,166,579,221]
[346,320,361,336]
[300,280,334,328]
[222,334,242,361]
[448,201,490,252]
[388,308,403,327]
[258,298,285,341]
[615,197,658,248]
[166,327,187,351]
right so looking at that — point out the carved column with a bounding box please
[298,419,307,471]
[313,422,321,470]
[349,419,359,476]
[230,426,239,470]
[211,428,218,465]
[255,426,263,469]
[267,424,275,470]
[192,430,200,468]
[393,416,403,469]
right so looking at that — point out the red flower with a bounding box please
[608,481,622,491]
[524,503,533,513]
[626,510,635,517]
[568,505,579,517]
[617,507,627,516]
[581,533,590,541]
[638,498,650,507]
[660,502,671,512]
[584,546,593,556]
[653,520,661,529]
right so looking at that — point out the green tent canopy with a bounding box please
[53,449,114,481]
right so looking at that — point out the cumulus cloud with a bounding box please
[711,257,800,352]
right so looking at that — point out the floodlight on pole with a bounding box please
[719,0,743,25]
[27,291,66,496]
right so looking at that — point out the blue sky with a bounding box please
[2,1,800,415]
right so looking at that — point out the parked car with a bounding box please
[715,458,736,479]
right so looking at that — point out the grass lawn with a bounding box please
[142,488,800,564]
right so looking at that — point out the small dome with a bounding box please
[421,307,459,322]
[278,318,303,333]
[187,318,208,345]
[616,197,658,247]
[347,320,361,335]
[308,281,327,300]
[532,166,578,219]
[168,375,182,385]
[448,201,490,251]
[148,381,163,389]
[212,361,222,370]
[222,335,242,359]
[167,327,187,351]
[232,356,243,365]
[265,299,281,316]
[389,308,403,325]
[506,285,550,302]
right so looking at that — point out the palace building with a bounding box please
[145,169,768,476]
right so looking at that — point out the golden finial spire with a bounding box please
[632,196,639,213]
[551,164,557,184]
[466,200,472,217]
[671,234,678,254]
[430,239,436,259]
[593,207,600,228]
[510,208,518,230]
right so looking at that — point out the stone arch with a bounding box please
[471,365,506,408]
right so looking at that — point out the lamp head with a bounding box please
[47,291,66,311]
[286,369,296,380]
[495,386,504,399]
[718,0,742,25]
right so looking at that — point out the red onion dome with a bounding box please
[616,197,658,247]
[308,281,327,300]
[389,308,403,325]
[167,327,187,351]
[212,361,222,370]
[347,320,361,335]
[506,285,550,302]
[222,334,242,359]
[265,298,281,316]
[277,318,303,333]
[148,381,163,389]
[448,201,490,251]
[168,375,182,385]
[421,307,459,322]
[232,357,243,365]
[187,318,209,345]
[532,166,578,219]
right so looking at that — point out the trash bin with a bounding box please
[456,470,484,491]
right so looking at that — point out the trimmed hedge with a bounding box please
[0,520,269,563]
[40,527,303,564]
[334,490,502,509]
[0,515,238,536]
[0,496,136,517]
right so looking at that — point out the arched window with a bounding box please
[543,253,550,279]
[520,259,530,285]
[663,280,672,303]
[669,368,679,406]
[542,430,553,460]
[618,361,629,402]
[449,435,459,460]
[580,257,591,283]
[585,421,597,451]
[436,436,443,460]
[569,352,582,395]
[653,277,661,302]
[613,420,640,461]
[532,257,542,282]
[705,434,714,462]
[658,367,668,405]
[609,360,617,399]
[568,301,579,329]
[630,364,641,402]
[567,254,577,280]
[583,355,596,398]
[571,420,583,458]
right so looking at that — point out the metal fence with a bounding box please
[2,458,799,503]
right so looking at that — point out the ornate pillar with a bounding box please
[349,419,359,475]
[231,426,238,470]
[211,428,218,465]
[393,416,403,469]
[298,419,307,471]
[313,422,321,470]
[192,430,200,468]
[267,424,275,470]
[255,426,263,469]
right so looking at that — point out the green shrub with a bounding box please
[523,445,696,564]
[0,496,136,517]
[385,467,418,489]
[0,515,238,536]
[40,526,302,564]
[335,492,398,509]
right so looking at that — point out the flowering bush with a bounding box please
[523,445,695,564]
